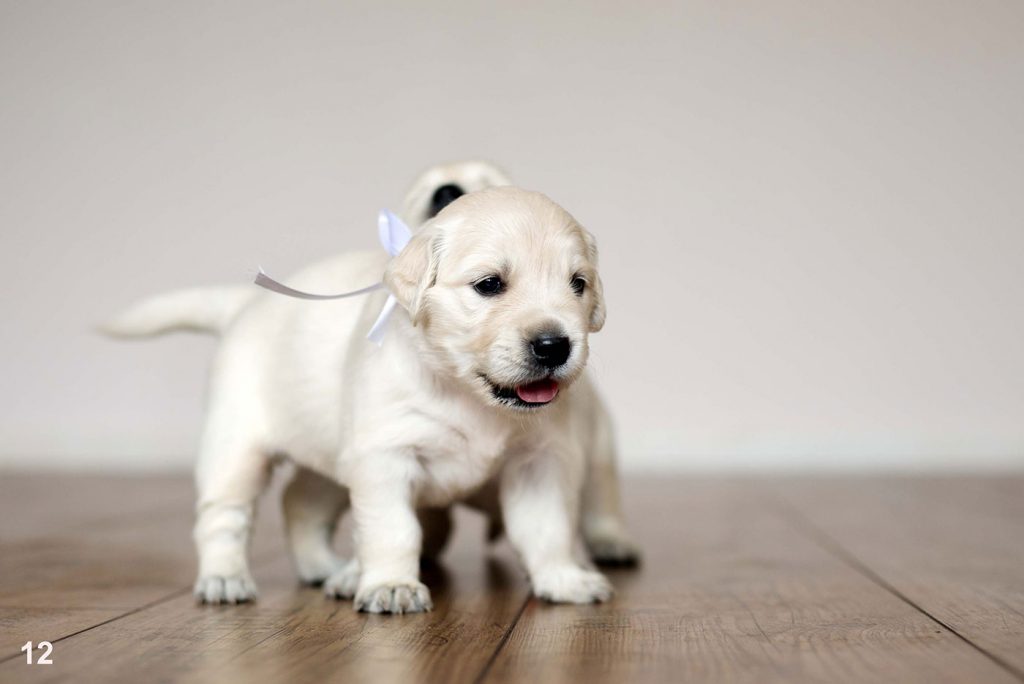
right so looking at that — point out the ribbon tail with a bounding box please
[254,267,383,300]
[366,294,398,345]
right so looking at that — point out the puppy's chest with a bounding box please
[412,416,512,505]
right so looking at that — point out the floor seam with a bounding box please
[472,595,530,684]
[0,543,284,665]
[765,486,1024,683]
[0,586,192,665]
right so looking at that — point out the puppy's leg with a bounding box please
[349,466,432,614]
[418,506,453,562]
[193,418,271,604]
[501,450,612,604]
[582,417,641,566]
[282,466,349,585]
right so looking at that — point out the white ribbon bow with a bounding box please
[254,209,412,345]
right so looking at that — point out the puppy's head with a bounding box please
[384,186,605,411]
[401,160,513,226]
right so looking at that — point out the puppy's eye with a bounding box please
[473,276,505,297]
[571,275,587,296]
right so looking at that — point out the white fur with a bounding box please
[101,286,252,337]
[107,161,637,613]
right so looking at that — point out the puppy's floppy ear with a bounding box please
[384,225,442,326]
[582,228,606,332]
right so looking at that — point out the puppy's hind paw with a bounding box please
[294,553,346,586]
[354,581,432,614]
[194,574,258,604]
[587,535,642,567]
[323,559,361,600]
[533,565,613,604]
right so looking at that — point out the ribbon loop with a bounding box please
[379,208,412,256]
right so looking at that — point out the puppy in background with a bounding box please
[105,161,638,613]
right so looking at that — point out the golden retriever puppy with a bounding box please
[105,162,637,613]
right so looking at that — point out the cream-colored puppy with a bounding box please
[106,162,637,613]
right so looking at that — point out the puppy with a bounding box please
[398,162,639,570]
[105,161,638,613]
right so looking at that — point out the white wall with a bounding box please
[2,0,1022,472]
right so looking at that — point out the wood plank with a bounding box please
[0,506,530,684]
[0,474,193,542]
[483,478,1019,684]
[0,474,286,660]
[0,508,193,609]
[775,476,1024,679]
[0,475,194,656]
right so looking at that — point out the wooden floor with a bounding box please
[1,475,1022,683]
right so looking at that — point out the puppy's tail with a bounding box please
[100,286,253,339]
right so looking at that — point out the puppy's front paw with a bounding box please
[354,581,432,614]
[533,565,613,604]
[587,535,642,567]
[323,559,361,599]
[194,574,258,604]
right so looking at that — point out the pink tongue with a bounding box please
[515,379,559,404]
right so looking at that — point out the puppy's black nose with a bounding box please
[530,335,571,369]
[428,184,465,218]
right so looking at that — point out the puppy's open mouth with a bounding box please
[482,375,560,408]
